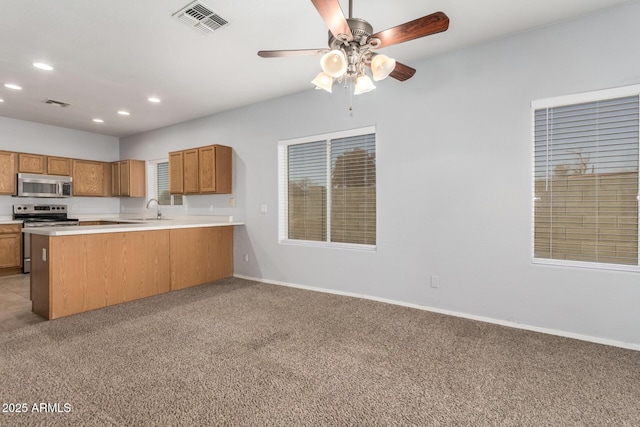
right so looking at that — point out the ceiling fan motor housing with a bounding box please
[328,18,375,75]
[328,18,373,48]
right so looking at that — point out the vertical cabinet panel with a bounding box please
[111,161,121,196]
[0,151,17,195]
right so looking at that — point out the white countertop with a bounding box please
[22,215,244,236]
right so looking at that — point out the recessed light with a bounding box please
[92,118,104,123]
[147,97,161,103]
[33,62,54,71]
[117,110,130,116]
[0,99,4,103]
[4,83,22,90]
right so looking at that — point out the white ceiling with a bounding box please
[0,0,632,138]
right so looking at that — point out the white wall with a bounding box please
[0,116,120,216]
[121,1,640,347]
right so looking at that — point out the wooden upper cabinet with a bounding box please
[111,160,145,197]
[72,160,107,196]
[47,156,72,176]
[199,145,232,194]
[198,146,216,193]
[169,145,232,195]
[183,149,200,194]
[18,153,46,174]
[169,151,184,194]
[0,151,17,195]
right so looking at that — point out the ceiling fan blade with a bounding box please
[258,49,329,58]
[369,11,449,48]
[310,0,353,41]
[389,62,416,81]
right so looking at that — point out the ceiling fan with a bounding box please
[258,0,449,94]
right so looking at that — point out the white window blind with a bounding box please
[533,91,639,269]
[147,160,183,206]
[157,162,171,205]
[278,126,376,249]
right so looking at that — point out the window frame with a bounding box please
[531,84,640,272]
[278,125,377,251]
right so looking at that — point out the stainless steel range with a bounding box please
[13,204,79,273]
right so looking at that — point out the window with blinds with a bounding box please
[533,88,640,270]
[278,126,376,249]
[147,160,183,206]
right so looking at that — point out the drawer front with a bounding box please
[0,224,22,234]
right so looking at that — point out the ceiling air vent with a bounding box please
[45,99,70,108]
[173,1,229,34]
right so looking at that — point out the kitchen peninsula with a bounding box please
[24,217,244,320]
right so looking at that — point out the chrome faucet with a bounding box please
[146,198,161,219]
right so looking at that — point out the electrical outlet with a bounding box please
[230,197,235,207]
[430,275,439,288]
[243,254,249,262]
[260,204,268,214]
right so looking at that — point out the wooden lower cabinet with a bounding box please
[0,224,22,275]
[170,226,233,291]
[30,226,234,319]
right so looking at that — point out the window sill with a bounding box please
[279,239,376,252]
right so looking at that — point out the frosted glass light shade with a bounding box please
[320,50,347,78]
[311,72,334,93]
[354,75,376,95]
[371,54,396,81]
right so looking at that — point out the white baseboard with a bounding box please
[233,273,640,351]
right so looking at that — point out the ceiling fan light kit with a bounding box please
[371,54,396,81]
[311,72,334,92]
[321,50,348,78]
[258,0,449,96]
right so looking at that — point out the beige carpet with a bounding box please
[1,277,638,426]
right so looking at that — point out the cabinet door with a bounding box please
[169,151,184,194]
[73,160,106,196]
[198,145,232,194]
[18,153,46,174]
[111,162,121,196]
[128,160,146,198]
[0,151,17,195]
[183,149,199,194]
[213,145,232,194]
[47,157,72,176]
[198,146,216,193]
[120,160,131,196]
[0,225,21,269]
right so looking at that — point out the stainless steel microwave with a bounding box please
[16,173,73,198]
